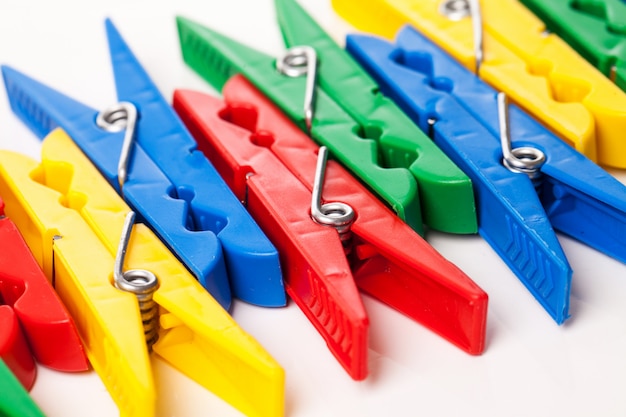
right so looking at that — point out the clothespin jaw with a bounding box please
[347,26,626,323]
[174,74,488,356]
[520,0,626,90]
[1,18,287,310]
[0,198,88,390]
[0,129,285,417]
[0,359,46,417]
[177,15,479,236]
[331,0,626,169]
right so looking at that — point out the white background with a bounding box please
[2,1,626,416]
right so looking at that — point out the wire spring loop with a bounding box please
[311,147,355,252]
[497,93,546,184]
[276,46,318,134]
[114,211,160,350]
[440,0,483,75]
[96,101,138,191]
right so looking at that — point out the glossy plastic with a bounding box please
[0,129,285,417]
[0,359,46,417]
[330,0,626,168]
[0,198,88,390]
[0,301,35,389]
[347,27,626,323]
[174,75,489,365]
[1,19,286,309]
[273,0,475,234]
[520,0,626,91]
[176,15,478,236]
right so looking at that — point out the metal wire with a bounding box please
[310,147,355,249]
[497,93,546,180]
[276,45,318,134]
[96,101,138,191]
[114,211,160,350]
[440,0,483,75]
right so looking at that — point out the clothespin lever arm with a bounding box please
[345,32,572,323]
[174,88,369,380]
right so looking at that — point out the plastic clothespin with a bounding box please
[0,359,46,417]
[519,0,626,90]
[1,18,286,311]
[177,0,479,237]
[0,128,284,417]
[345,26,626,324]
[173,74,488,379]
[331,0,626,169]
[0,197,88,390]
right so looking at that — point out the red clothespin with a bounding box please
[173,74,488,380]
[0,197,88,389]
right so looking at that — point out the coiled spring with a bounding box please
[440,0,483,74]
[311,147,355,252]
[114,211,160,350]
[276,45,318,134]
[98,103,159,348]
[96,101,138,190]
[497,93,546,185]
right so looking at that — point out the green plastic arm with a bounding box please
[274,0,476,234]
[0,360,46,417]
[177,15,478,235]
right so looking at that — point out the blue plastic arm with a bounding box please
[104,20,285,307]
[390,26,626,267]
[2,19,286,308]
[346,31,573,323]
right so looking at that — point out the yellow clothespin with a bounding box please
[331,0,626,168]
[0,128,284,417]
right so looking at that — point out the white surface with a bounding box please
[2,1,626,416]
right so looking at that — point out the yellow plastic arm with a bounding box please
[332,0,626,168]
[0,135,154,417]
[9,129,285,417]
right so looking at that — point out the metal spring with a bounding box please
[439,0,470,20]
[497,93,546,186]
[440,0,483,75]
[276,45,318,134]
[114,211,160,350]
[96,101,138,191]
[311,147,355,252]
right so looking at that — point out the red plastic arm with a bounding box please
[0,197,88,389]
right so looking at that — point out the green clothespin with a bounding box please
[0,359,46,417]
[177,1,478,236]
[520,0,626,90]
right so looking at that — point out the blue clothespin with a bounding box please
[345,26,626,324]
[1,19,285,310]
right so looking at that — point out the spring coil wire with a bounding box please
[98,102,160,350]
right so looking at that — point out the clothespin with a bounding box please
[1,18,286,310]
[0,196,88,390]
[519,0,626,90]
[176,0,480,237]
[173,74,488,379]
[0,128,284,417]
[0,359,46,417]
[331,0,626,169]
[344,26,626,324]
